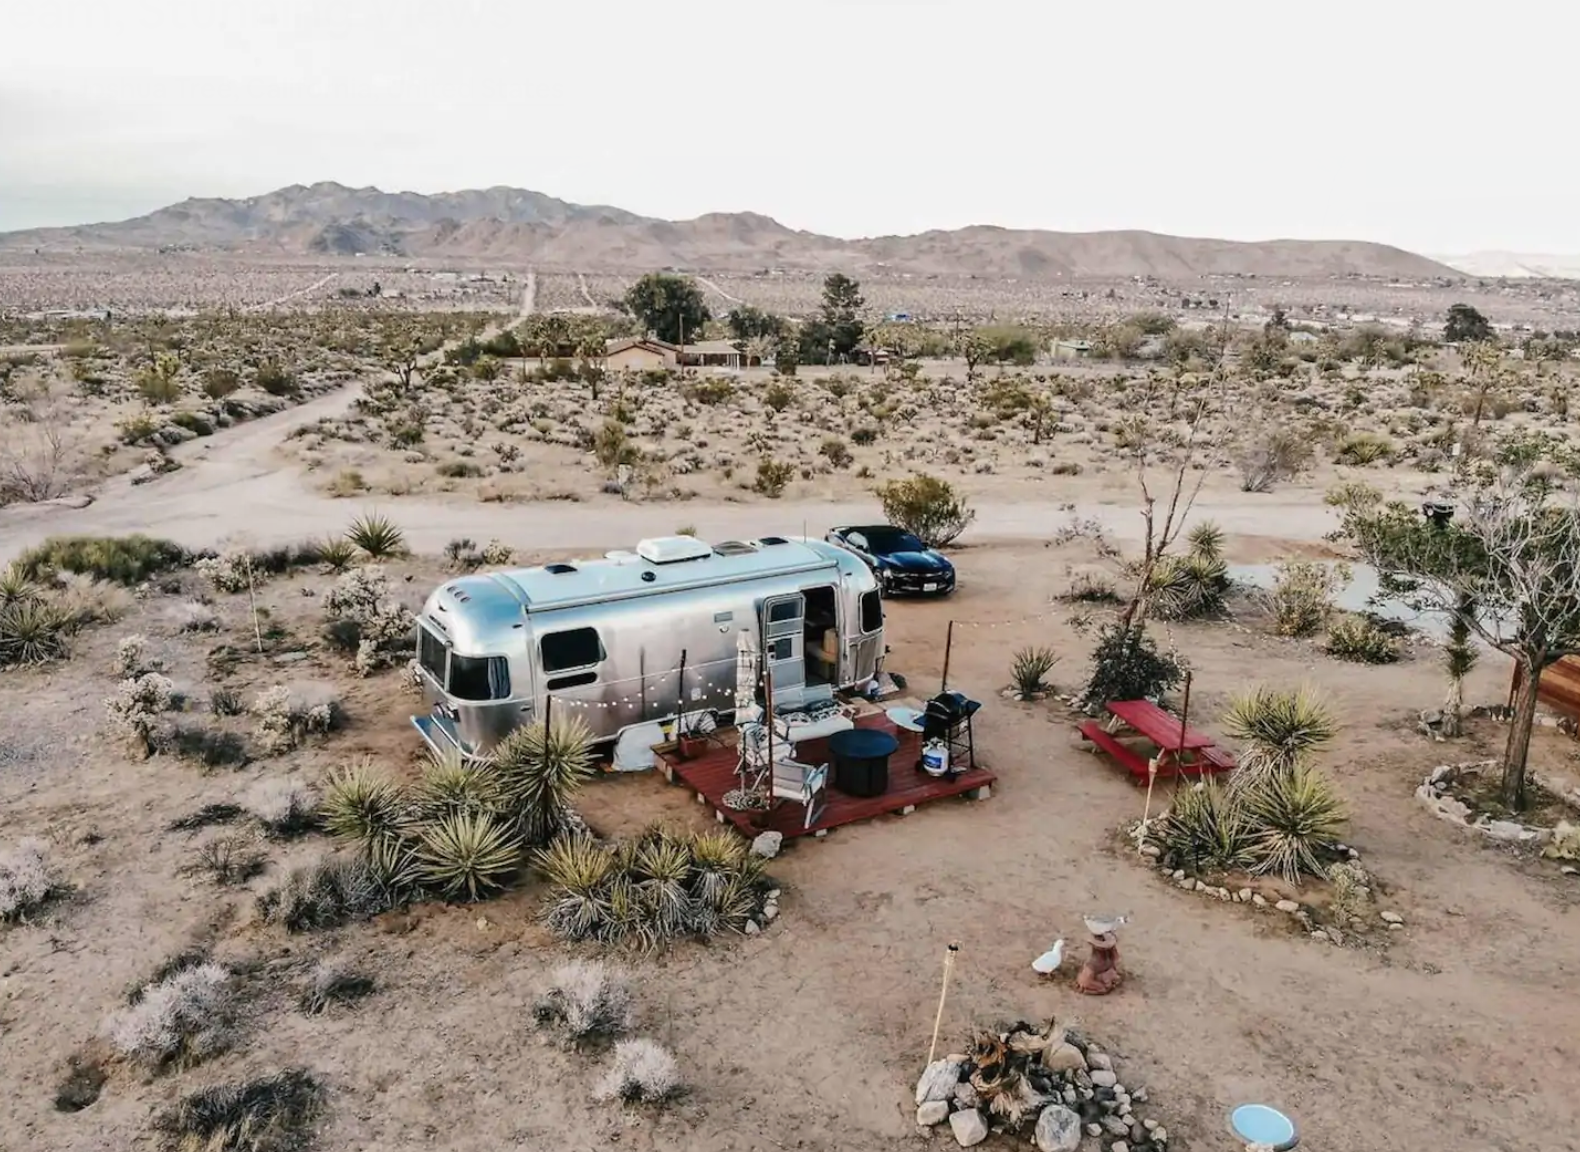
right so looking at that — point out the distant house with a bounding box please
[679,339,763,370]
[1050,339,1092,361]
[604,337,680,371]
[850,344,892,367]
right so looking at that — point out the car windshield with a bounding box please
[862,529,926,553]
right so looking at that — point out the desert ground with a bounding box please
[3,261,1579,1152]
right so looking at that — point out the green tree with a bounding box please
[1333,437,1580,810]
[623,273,711,346]
[819,272,865,360]
[726,305,784,342]
[1444,302,1493,344]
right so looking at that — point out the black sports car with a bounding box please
[826,525,956,596]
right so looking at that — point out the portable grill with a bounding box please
[917,690,980,774]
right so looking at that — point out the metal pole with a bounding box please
[941,620,955,693]
[543,691,553,735]
[1178,668,1193,759]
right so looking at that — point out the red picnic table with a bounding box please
[1077,698,1235,781]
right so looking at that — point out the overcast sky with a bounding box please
[1,1,1572,254]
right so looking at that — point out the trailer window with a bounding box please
[418,624,448,683]
[541,627,604,674]
[449,655,511,701]
[860,590,883,634]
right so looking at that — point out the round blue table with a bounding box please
[1229,1104,1298,1150]
[827,727,899,798]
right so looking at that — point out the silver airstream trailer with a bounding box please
[411,535,884,758]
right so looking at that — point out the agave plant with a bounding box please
[1186,520,1226,561]
[1243,764,1347,884]
[413,748,503,821]
[1222,684,1337,789]
[416,811,522,901]
[320,759,410,846]
[493,718,596,844]
[345,512,408,559]
[0,598,72,666]
[1157,780,1252,873]
[1010,646,1058,695]
[317,535,359,573]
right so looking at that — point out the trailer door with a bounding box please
[760,592,806,707]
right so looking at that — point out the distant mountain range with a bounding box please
[0,181,1461,280]
[1433,252,1580,279]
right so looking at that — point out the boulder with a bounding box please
[1043,1043,1088,1073]
[916,1059,964,1105]
[1275,899,1300,913]
[750,831,783,858]
[951,1081,980,1109]
[1034,1105,1083,1152]
[949,1108,988,1147]
[1090,1069,1117,1088]
[917,1101,950,1127]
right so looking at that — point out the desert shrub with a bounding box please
[415,811,523,901]
[1010,646,1057,695]
[13,533,188,585]
[253,360,299,396]
[50,572,134,628]
[195,548,257,594]
[115,634,156,677]
[1238,427,1314,493]
[1268,560,1350,638]
[184,834,267,886]
[594,419,638,469]
[1082,624,1183,709]
[1334,431,1395,466]
[875,473,976,547]
[322,565,413,675]
[247,778,320,838]
[201,367,241,399]
[818,437,852,469]
[682,378,734,406]
[209,688,244,716]
[532,960,634,1048]
[538,826,763,950]
[345,511,407,559]
[1326,615,1401,664]
[753,458,794,498]
[1186,520,1225,560]
[104,673,177,757]
[595,1038,682,1104]
[1243,763,1348,884]
[1327,860,1374,927]
[762,381,795,412]
[155,1068,325,1152]
[850,425,879,446]
[0,838,56,922]
[175,599,220,633]
[0,597,72,666]
[1157,781,1252,873]
[104,962,237,1069]
[1064,571,1120,603]
[135,356,183,404]
[257,854,391,932]
[297,962,376,1015]
[480,538,514,566]
[492,718,597,845]
[1222,684,1338,790]
[166,722,251,770]
[251,684,341,753]
[317,534,359,572]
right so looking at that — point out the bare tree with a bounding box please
[0,387,78,505]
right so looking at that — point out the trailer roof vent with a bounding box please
[604,549,640,563]
[544,563,578,575]
[712,540,759,557]
[757,535,791,546]
[636,536,714,565]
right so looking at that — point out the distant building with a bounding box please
[679,339,763,369]
[603,337,680,371]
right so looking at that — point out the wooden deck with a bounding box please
[657,713,996,841]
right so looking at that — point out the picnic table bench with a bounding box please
[1077,698,1235,781]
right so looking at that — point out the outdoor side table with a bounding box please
[828,728,898,798]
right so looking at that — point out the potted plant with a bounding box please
[677,711,716,760]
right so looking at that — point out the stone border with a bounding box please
[1416,761,1556,845]
[1133,839,1406,946]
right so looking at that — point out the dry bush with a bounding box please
[155,1068,325,1152]
[252,684,342,753]
[257,854,391,932]
[246,778,320,837]
[1269,561,1350,638]
[1326,615,1402,664]
[1238,426,1314,493]
[297,961,376,1015]
[182,834,267,886]
[594,1038,682,1104]
[532,960,634,1048]
[0,838,56,922]
[104,961,238,1069]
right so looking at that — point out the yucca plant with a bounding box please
[320,760,410,846]
[537,836,616,940]
[0,566,40,607]
[687,829,746,907]
[711,872,760,932]
[0,598,72,666]
[317,534,359,573]
[603,873,660,952]
[364,833,422,901]
[345,511,407,559]
[1186,520,1226,561]
[414,748,503,820]
[1243,764,1348,884]
[1223,684,1338,790]
[492,717,596,844]
[632,835,692,939]
[1157,780,1252,873]
[1010,646,1058,695]
[416,811,522,901]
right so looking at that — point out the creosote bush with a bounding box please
[874,473,975,547]
[13,533,189,586]
[1269,560,1350,638]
